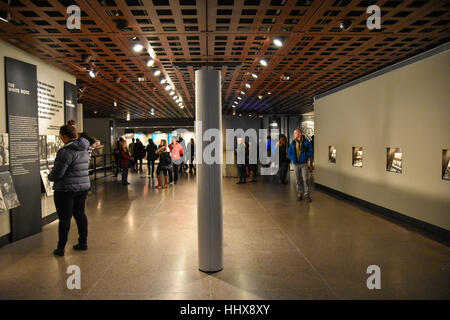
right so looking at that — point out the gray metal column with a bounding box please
[195,69,223,273]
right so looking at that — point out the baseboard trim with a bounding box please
[315,183,450,247]
[42,212,57,226]
[0,233,10,248]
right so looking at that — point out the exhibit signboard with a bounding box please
[64,81,78,124]
[5,57,42,241]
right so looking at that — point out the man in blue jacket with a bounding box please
[288,129,313,202]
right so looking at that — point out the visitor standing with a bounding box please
[119,139,132,185]
[288,129,313,202]
[48,124,90,257]
[146,138,158,178]
[168,136,183,184]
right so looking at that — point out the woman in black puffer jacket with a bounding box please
[49,124,90,257]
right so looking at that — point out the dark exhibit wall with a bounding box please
[5,57,42,241]
[0,39,78,243]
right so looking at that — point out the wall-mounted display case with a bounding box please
[443,149,450,181]
[329,146,336,163]
[352,147,363,167]
[387,148,402,174]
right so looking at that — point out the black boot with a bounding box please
[73,238,88,251]
[53,249,64,256]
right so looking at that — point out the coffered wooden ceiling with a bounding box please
[0,0,449,119]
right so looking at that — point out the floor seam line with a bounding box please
[247,188,340,299]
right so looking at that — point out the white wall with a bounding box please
[0,40,76,238]
[315,48,450,230]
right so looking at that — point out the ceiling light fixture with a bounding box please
[251,73,258,79]
[273,38,283,47]
[165,85,172,91]
[240,91,245,95]
[260,59,268,67]
[160,79,167,84]
[245,83,251,88]
[147,59,155,67]
[113,101,117,107]
[89,70,96,78]
[169,91,175,96]
[153,70,161,76]
[237,96,242,100]
[133,44,143,52]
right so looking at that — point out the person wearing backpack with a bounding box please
[133,138,145,172]
[288,129,313,202]
[146,138,158,178]
[155,139,171,189]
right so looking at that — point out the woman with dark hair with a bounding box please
[119,139,132,185]
[155,139,171,189]
[277,134,290,184]
[48,124,91,257]
[146,138,158,178]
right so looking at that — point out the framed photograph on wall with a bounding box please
[329,146,336,163]
[0,133,10,169]
[387,148,403,174]
[352,147,363,167]
[40,169,54,196]
[442,149,450,181]
[0,171,21,210]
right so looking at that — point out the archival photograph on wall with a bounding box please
[352,147,363,167]
[39,135,47,161]
[47,135,64,161]
[442,149,450,181]
[0,133,9,168]
[329,146,337,163]
[0,171,20,210]
[40,169,54,196]
[387,148,403,174]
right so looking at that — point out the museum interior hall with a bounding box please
[0,0,449,301]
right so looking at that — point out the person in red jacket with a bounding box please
[119,139,132,185]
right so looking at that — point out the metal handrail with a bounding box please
[89,153,116,180]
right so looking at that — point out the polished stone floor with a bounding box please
[0,169,449,300]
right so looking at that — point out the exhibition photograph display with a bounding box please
[352,147,363,168]
[387,148,403,174]
[328,146,337,163]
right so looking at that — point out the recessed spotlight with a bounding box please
[133,44,144,52]
[240,91,245,95]
[232,105,236,108]
[138,76,145,82]
[180,105,184,109]
[147,59,155,67]
[161,79,167,84]
[114,101,117,107]
[251,73,258,79]
[237,96,242,100]
[169,91,175,96]
[245,83,251,88]
[273,38,283,47]
[258,95,263,100]
[260,59,268,67]
[165,85,172,91]
[268,92,272,95]
[173,95,178,100]
[153,70,161,76]
[89,70,96,78]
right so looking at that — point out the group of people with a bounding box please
[236,129,314,202]
[113,135,196,188]
[47,123,313,258]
